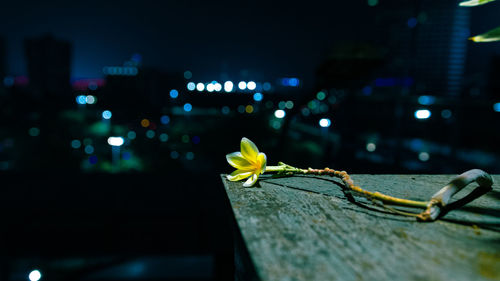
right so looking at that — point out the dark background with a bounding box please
[0,0,499,280]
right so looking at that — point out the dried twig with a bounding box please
[266,163,494,222]
[416,169,493,221]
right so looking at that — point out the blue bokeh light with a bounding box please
[122,152,131,160]
[407,17,418,28]
[160,115,170,124]
[288,78,299,87]
[84,145,94,154]
[102,110,112,119]
[253,92,263,102]
[418,95,435,105]
[362,86,372,96]
[89,155,98,165]
[493,102,500,112]
[187,82,196,91]
[170,89,179,98]
[184,103,192,112]
[76,95,87,105]
[3,76,14,87]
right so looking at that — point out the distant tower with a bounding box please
[372,0,470,96]
[24,34,71,98]
[413,0,470,97]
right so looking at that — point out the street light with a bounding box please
[107,137,124,172]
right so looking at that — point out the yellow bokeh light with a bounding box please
[245,105,254,114]
[141,119,150,128]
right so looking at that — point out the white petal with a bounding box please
[226,152,254,170]
[243,173,259,187]
[240,137,259,163]
[227,170,253,181]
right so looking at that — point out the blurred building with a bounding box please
[0,36,6,80]
[488,56,500,99]
[374,0,470,97]
[24,34,71,99]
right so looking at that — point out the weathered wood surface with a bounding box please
[222,174,500,281]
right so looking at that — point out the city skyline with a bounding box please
[1,0,498,89]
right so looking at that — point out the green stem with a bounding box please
[266,162,307,174]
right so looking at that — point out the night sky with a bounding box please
[1,0,499,88]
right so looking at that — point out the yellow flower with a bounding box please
[226,137,267,187]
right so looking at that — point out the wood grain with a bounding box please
[222,174,500,281]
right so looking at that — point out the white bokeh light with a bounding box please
[319,118,331,128]
[224,81,233,92]
[274,109,286,119]
[247,81,256,90]
[238,81,247,90]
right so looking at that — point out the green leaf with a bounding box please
[459,0,497,6]
[470,26,500,42]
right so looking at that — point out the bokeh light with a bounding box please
[414,109,431,119]
[127,131,136,139]
[247,81,256,90]
[89,155,98,165]
[141,119,150,127]
[28,127,40,137]
[441,109,452,119]
[418,152,430,162]
[160,115,170,124]
[146,130,155,139]
[102,110,112,119]
[407,17,418,28]
[28,270,42,281]
[274,109,286,119]
[170,151,179,159]
[319,118,331,128]
[316,91,326,100]
[263,82,271,91]
[418,95,435,105]
[84,145,94,154]
[86,95,96,104]
[224,81,234,92]
[71,139,81,149]
[214,82,222,92]
[76,95,86,105]
[159,133,169,142]
[187,82,196,91]
[107,137,124,146]
[366,143,376,152]
[206,83,215,92]
[221,106,230,115]
[494,102,500,112]
[196,83,205,91]
[170,89,179,98]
